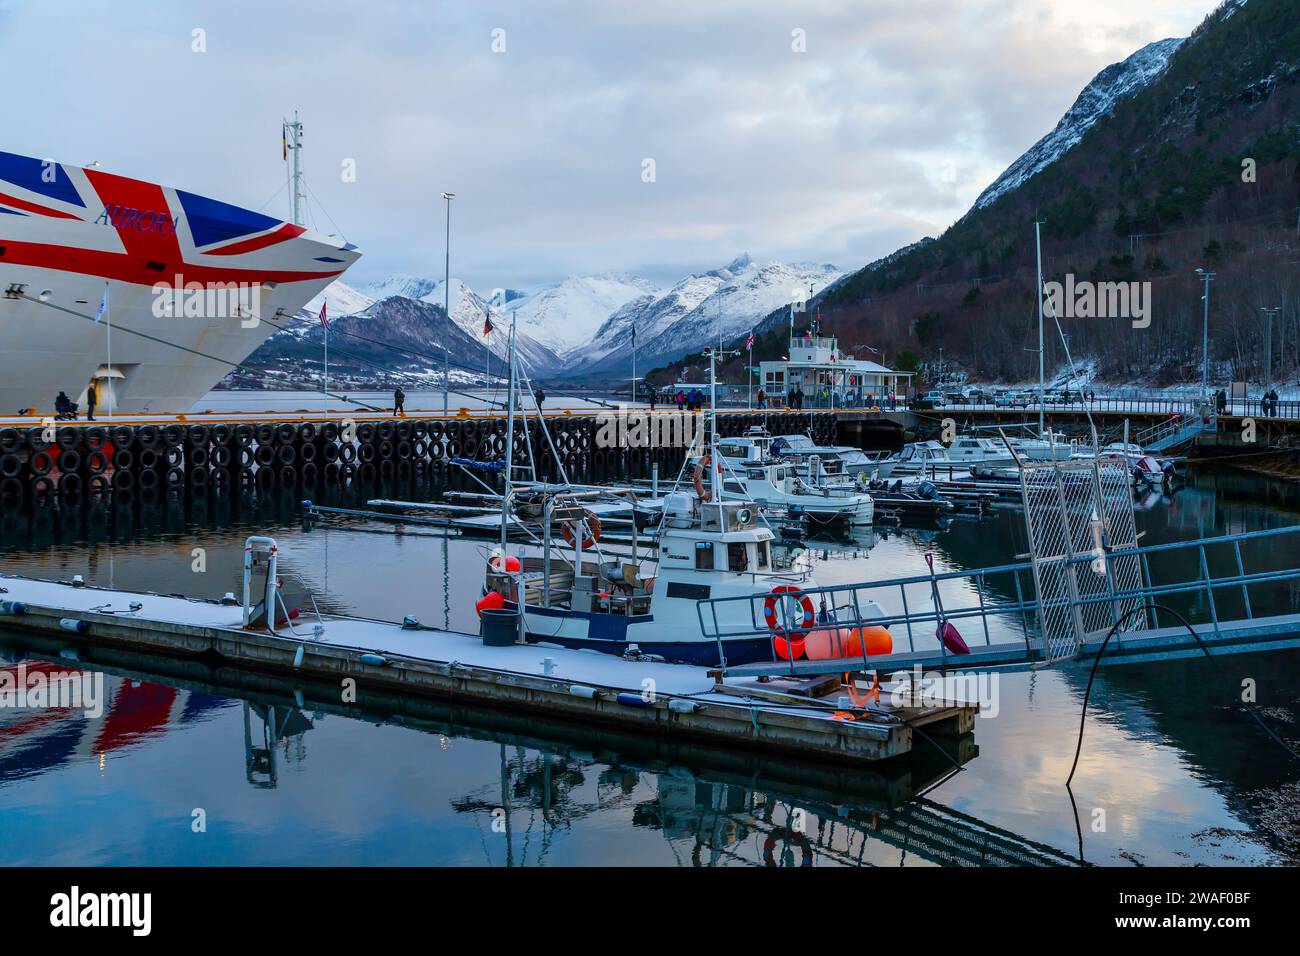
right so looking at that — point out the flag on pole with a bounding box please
[94,283,108,324]
[483,312,494,336]
[318,301,329,328]
[282,123,287,161]
[745,329,754,350]
[631,324,636,346]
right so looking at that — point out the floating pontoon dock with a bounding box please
[0,564,975,768]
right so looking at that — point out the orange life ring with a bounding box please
[561,510,602,550]
[763,585,815,660]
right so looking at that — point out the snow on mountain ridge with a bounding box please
[969,37,1185,214]
[503,273,664,352]
[572,256,842,373]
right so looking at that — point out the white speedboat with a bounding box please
[876,441,967,480]
[770,434,884,479]
[714,431,875,526]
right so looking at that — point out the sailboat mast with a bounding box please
[709,347,721,504]
[500,311,518,553]
[1035,219,1045,437]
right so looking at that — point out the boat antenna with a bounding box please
[283,111,305,227]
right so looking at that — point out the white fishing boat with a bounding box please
[479,336,884,666]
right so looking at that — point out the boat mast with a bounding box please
[709,347,723,517]
[500,311,518,554]
[1035,218,1045,437]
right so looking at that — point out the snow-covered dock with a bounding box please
[0,573,974,766]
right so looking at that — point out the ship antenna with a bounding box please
[283,110,305,227]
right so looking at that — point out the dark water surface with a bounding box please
[1,469,1297,866]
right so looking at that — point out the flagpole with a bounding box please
[105,283,112,420]
[324,324,329,400]
[631,326,637,407]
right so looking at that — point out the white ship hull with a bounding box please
[0,150,359,415]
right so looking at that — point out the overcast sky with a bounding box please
[1,0,1213,290]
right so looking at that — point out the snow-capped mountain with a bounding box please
[573,255,842,374]
[969,37,1185,213]
[504,273,663,352]
[303,280,373,322]
[284,256,838,381]
[358,274,441,301]
[421,278,562,373]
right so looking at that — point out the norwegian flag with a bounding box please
[483,313,494,336]
[745,329,754,351]
[318,301,328,328]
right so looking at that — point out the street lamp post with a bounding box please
[1196,268,1215,399]
[1262,306,1280,390]
[441,191,455,415]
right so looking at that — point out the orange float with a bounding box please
[475,591,505,616]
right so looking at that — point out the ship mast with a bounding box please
[284,111,305,227]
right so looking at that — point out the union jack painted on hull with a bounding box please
[0,151,361,414]
[0,661,231,784]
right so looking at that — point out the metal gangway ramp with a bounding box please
[698,454,1300,677]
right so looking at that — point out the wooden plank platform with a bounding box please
[0,574,976,767]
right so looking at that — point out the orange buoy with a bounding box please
[859,625,893,656]
[475,591,505,616]
[488,551,521,572]
[802,625,892,660]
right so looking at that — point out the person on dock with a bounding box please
[534,386,545,408]
[393,386,405,416]
[85,383,97,421]
[756,387,766,408]
[675,389,685,411]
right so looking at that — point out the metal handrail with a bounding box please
[697,524,1300,671]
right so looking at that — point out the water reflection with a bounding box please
[1,636,1090,867]
[1,467,1297,866]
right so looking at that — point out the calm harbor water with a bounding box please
[1,469,1297,866]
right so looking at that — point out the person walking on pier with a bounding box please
[85,383,97,422]
[393,385,405,416]
[534,386,545,409]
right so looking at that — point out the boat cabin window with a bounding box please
[727,542,748,572]
[720,445,748,460]
[695,541,715,570]
[756,542,770,570]
[900,446,915,460]
[723,480,744,494]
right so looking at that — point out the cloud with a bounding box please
[0,0,1209,290]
